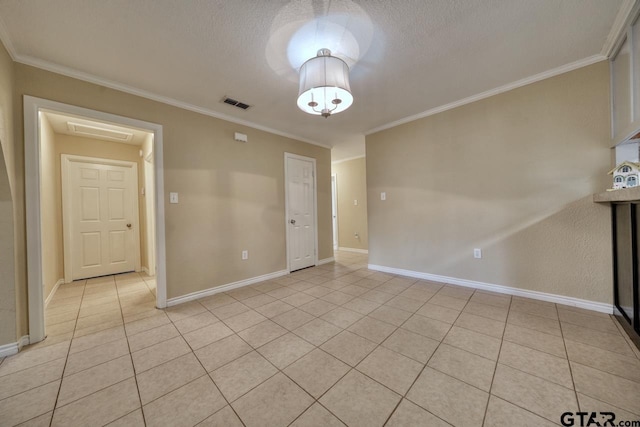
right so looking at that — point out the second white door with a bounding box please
[286,154,317,272]
[63,155,139,281]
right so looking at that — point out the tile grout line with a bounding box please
[609,314,640,353]
[199,268,400,426]
[560,301,593,414]
[611,315,640,360]
[115,273,148,427]
[280,269,403,425]
[485,300,583,426]
[28,255,633,427]
[553,346,640,385]
[49,278,88,427]
[381,286,477,427]
[282,365,353,426]
[479,290,511,427]
[531,302,578,425]
[168,300,249,426]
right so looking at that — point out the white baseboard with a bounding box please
[0,341,18,358]
[167,269,289,307]
[368,264,613,314]
[18,335,30,350]
[0,335,30,358]
[141,267,154,276]
[317,257,335,265]
[338,247,369,254]
[44,278,64,308]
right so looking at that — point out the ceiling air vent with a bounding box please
[222,97,251,110]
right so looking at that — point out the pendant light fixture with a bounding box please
[297,48,353,118]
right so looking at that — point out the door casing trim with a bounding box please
[24,95,168,344]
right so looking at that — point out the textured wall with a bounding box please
[0,41,16,346]
[332,157,368,250]
[13,64,332,305]
[366,62,613,304]
[39,116,60,301]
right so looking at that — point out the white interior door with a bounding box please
[63,155,139,281]
[286,154,317,272]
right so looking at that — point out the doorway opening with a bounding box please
[24,96,167,344]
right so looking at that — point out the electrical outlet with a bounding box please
[381,192,386,201]
[169,192,179,204]
[242,250,248,260]
[354,199,358,206]
[473,248,482,259]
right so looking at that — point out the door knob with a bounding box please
[126,223,132,228]
[290,219,296,225]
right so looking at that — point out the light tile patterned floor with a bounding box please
[1,251,640,426]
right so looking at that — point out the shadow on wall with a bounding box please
[0,143,17,345]
[368,187,612,303]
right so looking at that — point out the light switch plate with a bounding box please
[381,192,386,201]
[169,192,179,204]
[354,199,358,206]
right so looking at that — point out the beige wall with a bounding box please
[366,62,613,304]
[39,116,60,301]
[332,157,368,250]
[12,63,332,317]
[0,41,17,346]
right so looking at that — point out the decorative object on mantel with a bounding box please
[609,161,640,190]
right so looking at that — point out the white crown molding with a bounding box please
[368,264,613,314]
[366,54,607,136]
[338,247,369,254]
[167,269,288,307]
[0,10,621,148]
[10,53,331,150]
[331,155,366,165]
[602,0,640,58]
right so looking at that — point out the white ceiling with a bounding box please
[0,0,630,160]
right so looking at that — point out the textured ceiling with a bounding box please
[0,0,627,159]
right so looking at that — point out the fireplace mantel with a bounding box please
[594,187,640,203]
